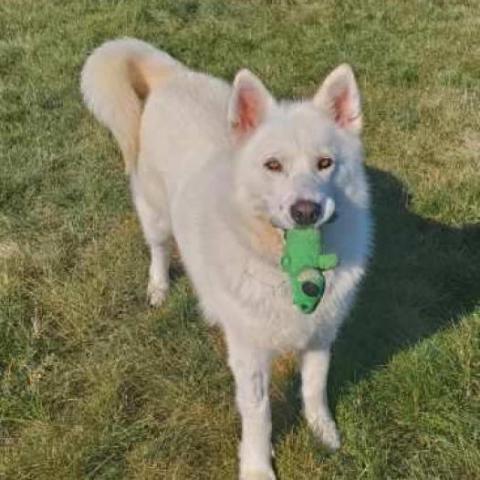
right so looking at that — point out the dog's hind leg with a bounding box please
[226,331,276,480]
[131,175,171,306]
[301,346,341,451]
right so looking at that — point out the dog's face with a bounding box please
[229,66,365,231]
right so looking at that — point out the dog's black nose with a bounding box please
[290,200,322,226]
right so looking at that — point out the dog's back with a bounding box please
[82,38,235,201]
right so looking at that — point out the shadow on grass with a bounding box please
[272,166,480,443]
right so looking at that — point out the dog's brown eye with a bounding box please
[264,158,283,172]
[317,156,333,171]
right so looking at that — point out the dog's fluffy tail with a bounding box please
[81,38,183,173]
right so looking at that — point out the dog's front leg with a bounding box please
[226,333,275,480]
[301,346,341,451]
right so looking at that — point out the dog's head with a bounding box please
[229,65,368,231]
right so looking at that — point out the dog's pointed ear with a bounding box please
[313,64,362,134]
[228,69,274,143]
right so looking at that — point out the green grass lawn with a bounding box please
[1,0,479,478]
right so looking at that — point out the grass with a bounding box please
[1,0,479,478]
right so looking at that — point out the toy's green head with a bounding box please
[292,268,325,313]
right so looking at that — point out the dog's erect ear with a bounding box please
[313,64,362,134]
[228,69,274,143]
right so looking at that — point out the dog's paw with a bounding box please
[147,280,168,307]
[240,469,276,480]
[309,416,341,452]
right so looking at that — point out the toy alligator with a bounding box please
[281,227,338,314]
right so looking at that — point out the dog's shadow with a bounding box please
[272,166,480,443]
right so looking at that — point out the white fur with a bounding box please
[81,38,373,479]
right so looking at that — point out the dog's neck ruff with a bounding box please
[247,217,284,259]
[228,203,284,265]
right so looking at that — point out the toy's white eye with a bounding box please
[298,269,322,283]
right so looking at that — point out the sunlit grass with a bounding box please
[1,1,479,478]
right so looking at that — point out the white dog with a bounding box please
[81,38,372,480]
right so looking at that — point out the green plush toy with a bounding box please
[281,227,338,314]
